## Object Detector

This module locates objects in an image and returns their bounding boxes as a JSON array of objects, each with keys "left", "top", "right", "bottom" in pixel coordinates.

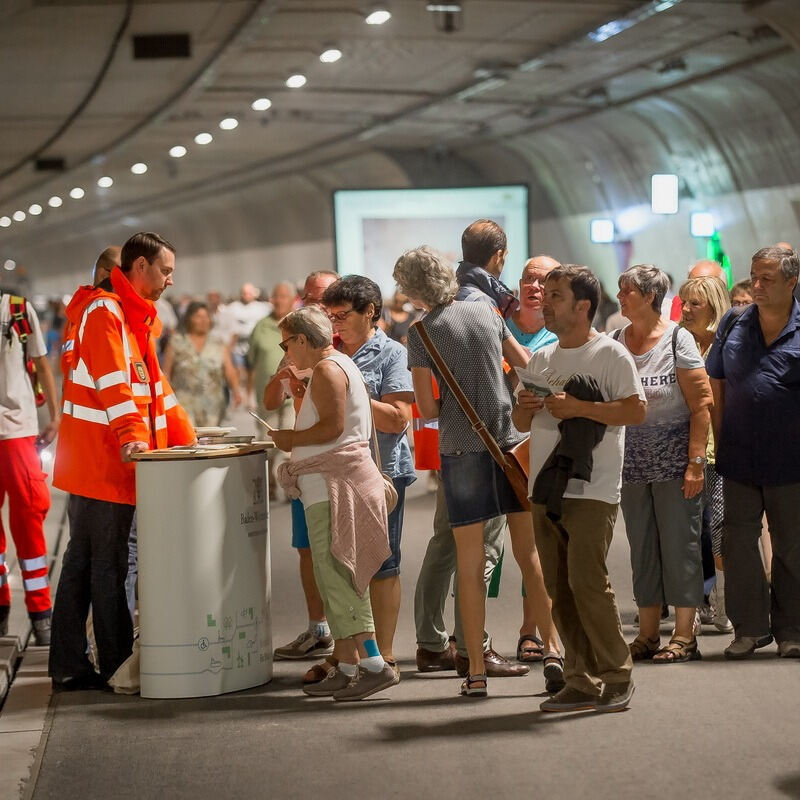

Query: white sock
[
  {"left": 308, "top": 620, "right": 330, "bottom": 639},
  {"left": 339, "top": 662, "right": 357, "bottom": 677},
  {"left": 361, "top": 655, "right": 385, "bottom": 673}
]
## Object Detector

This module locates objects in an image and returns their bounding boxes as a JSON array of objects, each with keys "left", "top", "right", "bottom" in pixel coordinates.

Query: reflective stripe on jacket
[{"left": 54, "top": 269, "right": 194, "bottom": 504}]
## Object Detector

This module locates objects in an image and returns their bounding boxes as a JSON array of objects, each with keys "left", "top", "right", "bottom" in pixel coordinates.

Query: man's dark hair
[
  {"left": 461, "top": 219, "right": 507, "bottom": 267},
  {"left": 751, "top": 246, "right": 799, "bottom": 281},
  {"left": 546, "top": 264, "right": 601, "bottom": 320},
  {"left": 322, "top": 274, "right": 382, "bottom": 324},
  {"left": 120, "top": 232, "right": 175, "bottom": 273}
]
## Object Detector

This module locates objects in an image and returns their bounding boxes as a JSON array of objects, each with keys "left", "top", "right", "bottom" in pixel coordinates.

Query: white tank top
[{"left": 292, "top": 351, "right": 372, "bottom": 507}]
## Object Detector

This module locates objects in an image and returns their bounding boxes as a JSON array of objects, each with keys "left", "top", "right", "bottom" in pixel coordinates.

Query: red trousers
[{"left": 0, "top": 436, "right": 52, "bottom": 614}]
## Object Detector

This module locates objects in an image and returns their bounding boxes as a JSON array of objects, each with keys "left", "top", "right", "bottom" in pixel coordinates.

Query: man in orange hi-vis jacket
[{"left": 49, "top": 232, "right": 196, "bottom": 690}]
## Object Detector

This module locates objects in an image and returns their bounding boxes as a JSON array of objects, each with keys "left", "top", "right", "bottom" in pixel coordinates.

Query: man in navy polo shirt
[{"left": 707, "top": 245, "right": 800, "bottom": 660}]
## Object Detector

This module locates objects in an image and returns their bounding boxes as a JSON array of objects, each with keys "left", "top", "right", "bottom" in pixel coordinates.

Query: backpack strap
[
  {"left": 717, "top": 306, "right": 746, "bottom": 347},
  {"left": 671, "top": 324, "right": 679, "bottom": 364},
  {"left": 6, "top": 295, "right": 45, "bottom": 405},
  {"left": 611, "top": 328, "right": 622, "bottom": 342}
]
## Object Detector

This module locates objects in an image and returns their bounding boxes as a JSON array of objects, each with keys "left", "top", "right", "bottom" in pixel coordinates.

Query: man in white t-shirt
[
  {"left": 512, "top": 265, "right": 646, "bottom": 714},
  {"left": 0, "top": 292, "right": 61, "bottom": 644}
]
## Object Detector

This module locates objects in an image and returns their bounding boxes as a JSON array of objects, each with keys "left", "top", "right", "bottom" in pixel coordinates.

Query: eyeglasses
[
  {"left": 327, "top": 309, "right": 356, "bottom": 323},
  {"left": 520, "top": 274, "right": 547, "bottom": 286},
  {"left": 279, "top": 335, "right": 299, "bottom": 352}
]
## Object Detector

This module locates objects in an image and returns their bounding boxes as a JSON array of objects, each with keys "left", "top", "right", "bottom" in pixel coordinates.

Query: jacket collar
[
  {"left": 110, "top": 267, "right": 157, "bottom": 334},
  {"left": 456, "top": 261, "right": 519, "bottom": 319}
]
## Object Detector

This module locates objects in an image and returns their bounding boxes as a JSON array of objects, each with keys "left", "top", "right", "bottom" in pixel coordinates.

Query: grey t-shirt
[
  {"left": 407, "top": 301, "right": 524, "bottom": 456},
  {"left": 617, "top": 322, "right": 705, "bottom": 483}
]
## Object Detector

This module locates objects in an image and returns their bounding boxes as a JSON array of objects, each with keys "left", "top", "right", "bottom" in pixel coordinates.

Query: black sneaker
[
  {"left": 0, "top": 605, "right": 9, "bottom": 637},
  {"left": 596, "top": 681, "right": 634, "bottom": 713},
  {"left": 52, "top": 673, "right": 107, "bottom": 692},
  {"left": 31, "top": 616, "right": 51, "bottom": 646}
]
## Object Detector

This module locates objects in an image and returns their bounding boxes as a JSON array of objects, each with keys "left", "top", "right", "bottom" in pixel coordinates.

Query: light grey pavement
[{"left": 2, "top": 407, "right": 799, "bottom": 799}]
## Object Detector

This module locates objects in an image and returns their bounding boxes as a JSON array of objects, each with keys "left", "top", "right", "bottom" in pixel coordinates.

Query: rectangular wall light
[
  {"left": 590, "top": 218, "right": 615, "bottom": 243},
  {"left": 690, "top": 211, "right": 715, "bottom": 237},
  {"left": 651, "top": 174, "right": 679, "bottom": 214}
]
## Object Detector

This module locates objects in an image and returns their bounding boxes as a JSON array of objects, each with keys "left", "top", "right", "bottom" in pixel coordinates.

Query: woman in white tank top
[{"left": 268, "top": 306, "right": 399, "bottom": 702}]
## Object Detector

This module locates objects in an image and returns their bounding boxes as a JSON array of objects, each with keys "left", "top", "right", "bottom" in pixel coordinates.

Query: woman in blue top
[{"left": 322, "top": 276, "right": 416, "bottom": 674}]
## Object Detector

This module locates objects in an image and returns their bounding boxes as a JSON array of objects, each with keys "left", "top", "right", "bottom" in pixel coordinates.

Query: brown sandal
[
  {"left": 303, "top": 658, "right": 338, "bottom": 685},
  {"left": 653, "top": 636, "right": 701, "bottom": 664},
  {"left": 628, "top": 636, "right": 660, "bottom": 661}
]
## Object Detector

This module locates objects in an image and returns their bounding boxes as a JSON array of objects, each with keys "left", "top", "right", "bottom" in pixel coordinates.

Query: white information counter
[{"left": 133, "top": 444, "right": 274, "bottom": 699}]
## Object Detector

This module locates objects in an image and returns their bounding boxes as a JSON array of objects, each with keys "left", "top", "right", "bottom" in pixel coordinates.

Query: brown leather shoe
[
  {"left": 455, "top": 645, "right": 530, "bottom": 678},
  {"left": 416, "top": 642, "right": 456, "bottom": 672}
]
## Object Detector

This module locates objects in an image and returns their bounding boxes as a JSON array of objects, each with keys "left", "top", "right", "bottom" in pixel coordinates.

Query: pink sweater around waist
[{"left": 277, "top": 440, "right": 390, "bottom": 596}]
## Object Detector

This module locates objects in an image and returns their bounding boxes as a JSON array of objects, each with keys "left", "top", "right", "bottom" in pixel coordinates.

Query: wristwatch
[{"left": 689, "top": 456, "right": 706, "bottom": 465}]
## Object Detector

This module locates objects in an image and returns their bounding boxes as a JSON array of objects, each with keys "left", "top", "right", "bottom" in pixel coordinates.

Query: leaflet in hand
[{"left": 514, "top": 366, "right": 553, "bottom": 397}]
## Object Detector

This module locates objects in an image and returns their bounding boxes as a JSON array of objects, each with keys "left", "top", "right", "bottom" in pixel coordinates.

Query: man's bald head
[
  {"left": 93, "top": 246, "right": 121, "bottom": 286},
  {"left": 688, "top": 259, "right": 725, "bottom": 280},
  {"left": 524, "top": 255, "right": 560, "bottom": 273}
]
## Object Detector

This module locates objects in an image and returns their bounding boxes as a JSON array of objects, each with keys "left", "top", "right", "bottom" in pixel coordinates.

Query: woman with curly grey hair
[{"left": 394, "top": 246, "right": 559, "bottom": 698}]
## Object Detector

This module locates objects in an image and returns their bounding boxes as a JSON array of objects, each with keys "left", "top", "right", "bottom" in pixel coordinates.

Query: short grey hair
[
  {"left": 393, "top": 246, "right": 458, "bottom": 308},
  {"left": 752, "top": 246, "right": 799, "bottom": 281},
  {"left": 278, "top": 306, "right": 332, "bottom": 348},
  {"left": 618, "top": 264, "right": 670, "bottom": 312}
]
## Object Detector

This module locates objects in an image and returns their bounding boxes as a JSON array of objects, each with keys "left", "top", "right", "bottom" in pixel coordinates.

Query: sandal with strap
[
  {"left": 653, "top": 635, "right": 701, "bottom": 664},
  {"left": 628, "top": 636, "right": 661, "bottom": 661},
  {"left": 460, "top": 673, "right": 488, "bottom": 697},
  {"left": 542, "top": 652, "right": 565, "bottom": 693},
  {"left": 303, "top": 658, "right": 338, "bottom": 685},
  {"left": 516, "top": 634, "right": 545, "bottom": 663}
]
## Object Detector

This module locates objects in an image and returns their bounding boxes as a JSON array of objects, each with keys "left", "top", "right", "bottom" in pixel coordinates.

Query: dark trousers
[
  {"left": 49, "top": 495, "right": 135, "bottom": 682},
  {"left": 722, "top": 479, "right": 800, "bottom": 642}
]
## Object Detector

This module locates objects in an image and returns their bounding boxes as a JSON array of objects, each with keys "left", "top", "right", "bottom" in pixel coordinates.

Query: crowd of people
[{"left": 1, "top": 221, "right": 798, "bottom": 713}]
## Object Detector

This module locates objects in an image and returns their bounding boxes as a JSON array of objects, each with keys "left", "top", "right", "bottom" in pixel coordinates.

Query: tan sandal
[
  {"left": 303, "top": 657, "right": 338, "bottom": 685},
  {"left": 628, "top": 636, "right": 660, "bottom": 661},
  {"left": 653, "top": 636, "right": 701, "bottom": 664}
]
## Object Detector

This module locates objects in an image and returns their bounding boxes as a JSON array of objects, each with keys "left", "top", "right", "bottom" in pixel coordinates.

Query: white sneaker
[{"left": 713, "top": 613, "right": 733, "bottom": 633}]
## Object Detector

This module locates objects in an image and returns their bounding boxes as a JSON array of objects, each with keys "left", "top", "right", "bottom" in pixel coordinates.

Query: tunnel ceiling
[{"left": 1, "top": 0, "right": 799, "bottom": 260}]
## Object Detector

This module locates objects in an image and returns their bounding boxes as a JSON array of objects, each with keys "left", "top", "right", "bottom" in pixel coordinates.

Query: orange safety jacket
[
  {"left": 412, "top": 376, "right": 441, "bottom": 471},
  {"left": 53, "top": 267, "right": 194, "bottom": 505}
]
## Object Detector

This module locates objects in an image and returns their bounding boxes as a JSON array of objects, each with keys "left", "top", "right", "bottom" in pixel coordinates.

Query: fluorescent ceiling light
[
  {"left": 194, "top": 132, "right": 213, "bottom": 145},
  {"left": 426, "top": 3, "right": 462, "bottom": 10},
  {"left": 365, "top": 8, "right": 391, "bottom": 25},
  {"left": 3, "top": 259, "right": 16, "bottom": 271},
  {"left": 651, "top": 173, "right": 679, "bottom": 214},
  {"left": 455, "top": 76, "right": 508, "bottom": 102},
  {"left": 285, "top": 73, "right": 307, "bottom": 89},
  {"left": 690, "top": 211, "right": 715, "bottom": 237},
  {"left": 131, "top": 162, "right": 148, "bottom": 174},
  {"left": 12, "top": 210, "right": 26, "bottom": 222},
  {"left": 69, "top": 187, "right": 85, "bottom": 199},
  {"left": 219, "top": 117, "right": 239, "bottom": 130},
  {"left": 48, "top": 196, "right": 63, "bottom": 208},
  {"left": 320, "top": 48, "right": 342, "bottom": 63},
  {"left": 588, "top": 0, "right": 682, "bottom": 43},
  {"left": 169, "top": 145, "right": 187, "bottom": 158},
  {"left": 590, "top": 218, "right": 615, "bottom": 243},
  {"left": 519, "top": 56, "right": 547, "bottom": 73},
  {"left": 251, "top": 98, "right": 272, "bottom": 111},
  {"left": 0, "top": 216, "right": 11, "bottom": 227},
  {"left": 97, "top": 176, "right": 114, "bottom": 188},
  {"left": 28, "top": 203, "right": 43, "bottom": 215}
]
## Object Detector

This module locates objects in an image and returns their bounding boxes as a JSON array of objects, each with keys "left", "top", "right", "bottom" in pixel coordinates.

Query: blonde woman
[{"left": 679, "top": 276, "right": 731, "bottom": 632}]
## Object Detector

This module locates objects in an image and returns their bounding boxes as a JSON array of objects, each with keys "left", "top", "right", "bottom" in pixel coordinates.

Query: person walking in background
[
  {"left": 614, "top": 265, "right": 712, "bottom": 664},
  {"left": 162, "top": 301, "right": 241, "bottom": 427},
  {"left": 678, "top": 275, "right": 733, "bottom": 633}
]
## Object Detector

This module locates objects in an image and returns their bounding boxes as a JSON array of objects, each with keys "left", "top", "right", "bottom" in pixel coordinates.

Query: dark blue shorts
[
  {"left": 374, "top": 479, "right": 407, "bottom": 580},
  {"left": 440, "top": 449, "right": 524, "bottom": 528},
  {"left": 291, "top": 497, "right": 310, "bottom": 549}
]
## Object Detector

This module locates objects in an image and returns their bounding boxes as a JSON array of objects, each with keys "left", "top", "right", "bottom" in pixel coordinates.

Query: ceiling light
[
  {"left": 69, "top": 187, "right": 85, "bottom": 199},
  {"left": 28, "top": 203, "right": 43, "bottom": 215},
  {"left": 365, "top": 6, "right": 391, "bottom": 25},
  {"left": 590, "top": 219, "right": 615, "bottom": 244},
  {"left": 651, "top": 173, "right": 679, "bottom": 214},
  {"left": 169, "top": 145, "right": 187, "bottom": 158},
  {"left": 219, "top": 117, "right": 239, "bottom": 131},
  {"left": 320, "top": 48, "right": 342, "bottom": 63},
  {"left": 48, "top": 196, "right": 63, "bottom": 208},
  {"left": 251, "top": 98, "right": 272, "bottom": 111},
  {"left": 97, "top": 176, "right": 113, "bottom": 188},
  {"left": 285, "top": 73, "right": 307, "bottom": 89},
  {"left": 690, "top": 211, "right": 715, "bottom": 238},
  {"left": 455, "top": 76, "right": 508, "bottom": 102},
  {"left": 3, "top": 259, "right": 16, "bottom": 271},
  {"left": 131, "top": 162, "right": 148, "bottom": 174},
  {"left": 0, "top": 216, "right": 10, "bottom": 228},
  {"left": 587, "top": 0, "right": 683, "bottom": 43},
  {"left": 426, "top": 3, "right": 462, "bottom": 10},
  {"left": 194, "top": 132, "right": 213, "bottom": 145},
  {"left": 12, "top": 211, "right": 26, "bottom": 222}
]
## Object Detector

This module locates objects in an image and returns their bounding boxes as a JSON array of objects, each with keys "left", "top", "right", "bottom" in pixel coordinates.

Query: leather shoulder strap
[{"left": 412, "top": 319, "right": 506, "bottom": 466}]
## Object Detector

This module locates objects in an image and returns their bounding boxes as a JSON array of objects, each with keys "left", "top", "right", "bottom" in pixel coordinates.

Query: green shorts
[{"left": 304, "top": 501, "right": 374, "bottom": 640}]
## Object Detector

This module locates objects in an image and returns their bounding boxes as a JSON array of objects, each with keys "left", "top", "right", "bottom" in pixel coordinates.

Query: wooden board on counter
[{"left": 131, "top": 442, "right": 274, "bottom": 461}]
